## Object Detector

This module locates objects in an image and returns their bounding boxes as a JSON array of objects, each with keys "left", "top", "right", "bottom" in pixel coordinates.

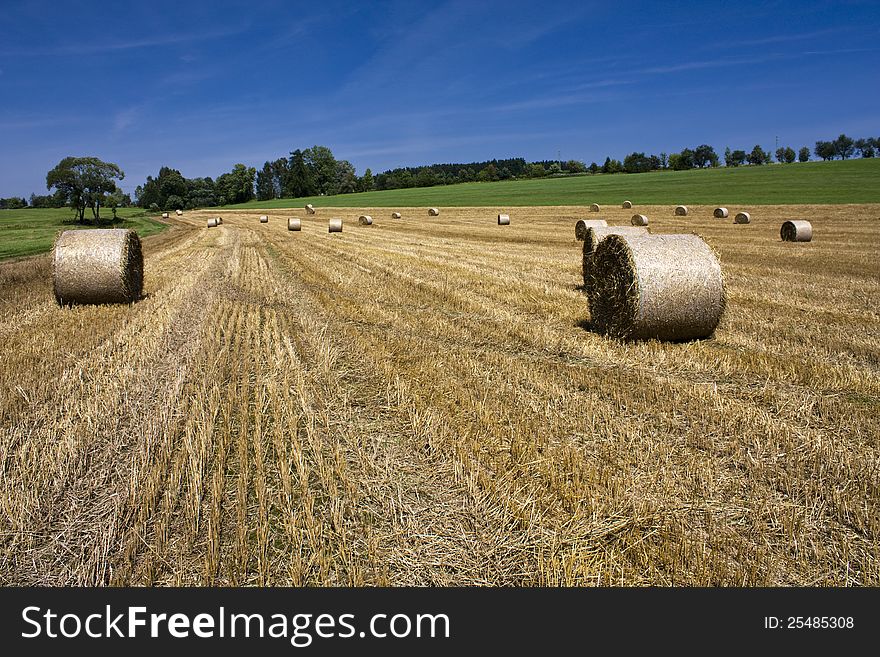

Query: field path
[{"left": 1, "top": 205, "right": 878, "bottom": 585}]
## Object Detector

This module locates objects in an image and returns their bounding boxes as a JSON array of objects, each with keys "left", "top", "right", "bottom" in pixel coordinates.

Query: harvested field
[{"left": 0, "top": 204, "right": 878, "bottom": 586}]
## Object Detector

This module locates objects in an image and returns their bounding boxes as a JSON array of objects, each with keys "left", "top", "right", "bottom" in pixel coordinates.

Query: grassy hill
[
  {"left": 0, "top": 208, "right": 167, "bottom": 261},
  {"left": 226, "top": 158, "right": 880, "bottom": 209}
]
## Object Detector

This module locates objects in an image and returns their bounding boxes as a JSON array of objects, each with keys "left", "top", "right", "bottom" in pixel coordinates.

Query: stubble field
[{"left": 0, "top": 203, "right": 878, "bottom": 586}]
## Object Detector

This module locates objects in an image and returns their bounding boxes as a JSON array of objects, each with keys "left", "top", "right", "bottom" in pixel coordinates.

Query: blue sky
[{"left": 0, "top": 0, "right": 878, "bottom": 197}]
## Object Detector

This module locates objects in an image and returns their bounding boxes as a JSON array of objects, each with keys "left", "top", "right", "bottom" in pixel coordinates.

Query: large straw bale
[
  {"left": 358, "top": 215, "right": 374, "bottom": 225},
  {"left": 780, "top": 220, "right": 812, "bottom": 242},
  {"left": 622, "top": 200, "right": 633, "bottom": 209},
  {"left": 589, "top": 233, "right": 725, "bottom": 341},
  {"left": 162, "top": 212, "right": 169, "bottom": 219},
  {"left": 328, "top": 218, "right": 343, "bottom": 233},
  {"left": 631, "top": 214, "right": 649, "bottom": 226},
  {"left": 207, "top": 218, "right": 218, "bottom": 228},
  {"left": 392, "top": 212, "right": 402, "bottom": 219},
  {"left": 175, "top": 209, "right": 183, "bottom": 216},
  {"left": 674, "top": 205, "right": 688, "bottom": 216},
  {"left": 53, "top": 228, "right": 144, "bottom": 306},
  {"left": 574, "top": 219, "right": 609, "bottom": 240},
  {"left": 734, "top": 212, "right": 751, "bottom": 224},
  {"left": 306, "top": 204, "right": 316, "bottom": 214},
  {"left": 497, "top": 213, "right": 510, "bottom": 225},
  {"left": 288, "top": 218, "right": 302, "bottom": 231},
  {"left": 713, "top": 207, "right": 729, "bottom": 218},
  {"left": 259, "top": 215, "right": 269, "bottom": 223},
  {"left": 581, "top": 226, "right": 649, "bottom": 288},
  {"left": 428, "top": 207, "right": 440, "bottom": 216},
  {"left": 217, "top": 216, "right": 223, "bottom": 224},
  {"left": 590, "top": 204, "right": 600, "bottom": 212}
]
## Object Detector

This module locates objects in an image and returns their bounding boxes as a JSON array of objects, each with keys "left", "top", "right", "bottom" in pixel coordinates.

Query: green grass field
[
  {"left": 0, "top": 208, "right": 168, "bottom": 261},
  {"left": 226, "top": 158, "right": 880, "bottom": 209}
]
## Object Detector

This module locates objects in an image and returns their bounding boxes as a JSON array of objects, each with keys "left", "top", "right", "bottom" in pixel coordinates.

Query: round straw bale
[
  {"left": 674, "top": 205, "right": 688, "bottom": 216},
  {"left": 53, "top": 229, "right": 144, "bottom": 306},
  {"left": 162, "top": 212, "right": 169, "bottom": 219},
  {"left": 358, "top": 215, "right": 373, "bottom": 225},
  {"left": 391, "top": 212, "right": 402, "bottom": 219},
  {"left": 713, "top": 207, "right": 729, "bottom": 218},
  {"left": 175, "top": 209, "right": 183, "bottom": 216},
  {"left": 734, "top": 211, "right": 751, "bottom": 224},
  {"left": 306, "top": 204, "right": 316, "bottom": 215},
  {"left": 259, "top": 215, "right": 269, "bottom": 223},
  {"left": 497, "top": 213, "right": 510, "bottom": 225},
  {"left": 631, "top": 214, "right": 649, "bottom": 226},
  {"left": 207, "top": 218, "right": 218, "bottom": 228},
  {"left": 328, "top": 218, "right": 343, "bottom": 233},
  {"left": 428, "top": 207, "right": 440, "bottom": 216},
  {"left": 589, "top": 233, "right": 725, "bottom": 341},
  {"left": 780, "top": 219, "right": 812, "bottom": 242},
  {"left": 288, "top": 218, "right": 302, "bottom": 231},
  {"left": 574, "top": 219, "right": 609, "bottom": 240},
  {"left": 217, "top": 216, "right": 223, "bottom": 224},
  {"left": 581, "top": 226, "right": 649, "bottom": 288},
  {"left": 590, "top": 203, "right": 600, "bottom": 212},
  {"left": 622, "top": 200, "right": 633, "bottom": 209}
]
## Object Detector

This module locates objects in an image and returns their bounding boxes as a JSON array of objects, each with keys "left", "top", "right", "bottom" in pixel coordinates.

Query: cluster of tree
[
  {"left": 814, "top": 134, "right": 877, "bottom": 161},
  {"left": 44, "top": 156, "right": 127, "bottom": 222},
  {"left": 0, "top": 197, "right": 29, "bottom": 209},
  {"left": 135, "top": 163, "right": 256, "bottom": 210},
  {"left": 254, "top": 146, "right": 363, "bottom": 201}
]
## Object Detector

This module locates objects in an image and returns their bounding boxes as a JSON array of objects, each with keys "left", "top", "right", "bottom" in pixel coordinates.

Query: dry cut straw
[
  {"left": 288, "top": 218, "right": 302, "bottom": 231},
  {"left": 589, "top": 233, "right": 725, "bottom": 341},
  {"left": 622, "top": 201, "right": 633, "bottom": 209},
  {"left": 714, "top": 207, "right": 729, "bottom": 218},
  {"left": 328, "top": 218, "right": 343, "bottom": 233},
  {"left": 497, "top": 213, "right": 510, "bottom": 225},
  {"left": 631, "top": 214, "right": 649, "bottom": 226},
  {"left": 734, "top": 212, "right": 751, "bottom": 224},
  {"left": 581, "top": 226, "right": 649, "bottom": 288},
  {"left": 780, "top": 220, "right": 812, "bottom": 242},
  {"left": 53, "top": 228, "right": 144, "bottom": 306},
  {"left": 574, "top": 219, "right": 609, "bottom": 240}
]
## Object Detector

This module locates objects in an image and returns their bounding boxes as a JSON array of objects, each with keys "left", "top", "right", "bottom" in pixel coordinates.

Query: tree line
[{"left": 4, "top": 132, "right": 877, "bottom": 214}]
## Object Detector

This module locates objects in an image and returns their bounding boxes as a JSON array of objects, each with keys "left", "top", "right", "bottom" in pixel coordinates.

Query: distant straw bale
[
  {"left": 590, "top": 204, "right": 600, "bottom": 212},
  {"left": 162, "top": 212, "right": 169, "bottom": 219},
  {"left": 392, "top": 212, "right": 402, "bottom": 218},
  {"left": 497, "top": 213, "right": 510, "bottom": 225},
  {"left": 328, "top": 218, "right": 343, "bottom": 233},
  {"left": 713, "top": 207, "right": 729, "bottom": 218},
  {"left": 674, "top": 205, "right": 688, "bottom": 216},
  {"left": 53, "top": 229, "right": 144, "bottom": 306},
  {"left": 581, "top": 226, "right": 649, "bottom": 288},
  {"left": 574, "top": 219, "right": 609, "bottom": 240},
  {"left": 781, "top": 220, "right": 812, "bottom": 242},
  {"left": 207, "top": 218, "right": 218, "bottom": 228},
  {"left": 734, "top": 212, "right": 751, "bottom": 224},
  {"left": 589, "top": 233, "right": 725, "bottom": 341},
  {"left": 631, "top": 214, "right": 649, "bottom": 226},
  {"left": 175, "top": 209, "right": 183, "bottom": 216},
  {"left": 306, "top": 204, "right": 316, "bottom": 215},
  {"left": 622, "top": 201, "right": 633, "bottom": 209},
  {"left": 358, "top": 215, "right": 373, "bottom": 225},
  {"left": 259, "top": 215, "right": 269, "bottom": 223},
  {"left": 287, "top": 218, "right": 302, "bottom": 231},
  {"left": 428, "top": 208, "right": 440, "bottom": 216}
]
